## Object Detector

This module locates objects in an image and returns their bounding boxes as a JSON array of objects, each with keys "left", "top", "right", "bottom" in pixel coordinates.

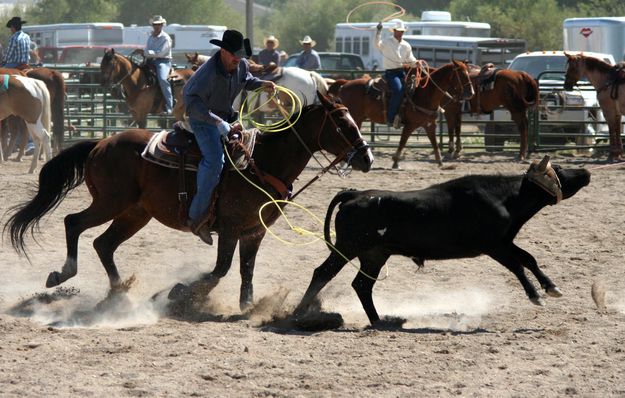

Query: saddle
[
  {"left": 474, "top": 63, "right": 499, "bottom": 92},
  {"left": 142, "top": 122, "right": 261, "bottom": 230},
  {"left": 250, "top": 63, "right": 284, "bottom": 81}
]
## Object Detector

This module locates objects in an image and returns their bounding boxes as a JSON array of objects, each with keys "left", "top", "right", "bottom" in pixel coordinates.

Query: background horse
[
  {"left": 0, "top": 75, "right": 52, "bottom": 173},
  {"left": 0, "top": 67, "right": 65, "bottom": 156},
  {"left": 99, "top": 49, "right": 194, "bottom": 128},
  {"left": 331, "top": 60, "right": 474, "bottom": 168},
  {"left": 6, "top": 93, "right": 373, "bottom": 312},
  {"left": 564, "top": 53, "right": 625, "bottom": 161},
  {"left": 443, "top": 65, "right": 538, "bottom": 160}
]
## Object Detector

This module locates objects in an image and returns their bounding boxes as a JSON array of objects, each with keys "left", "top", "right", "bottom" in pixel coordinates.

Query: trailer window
[
  {"left": 335, "top": 37, "right": 342, "bottom": 53},
  {"left": 344, "top": 37, "right": 352, "bottom": 54},
  {"left": 362, "top": 37, "right": 369, "bottom": 56},
  {"left": 353, "top": 37, "right": 361, "bottom": 55}
]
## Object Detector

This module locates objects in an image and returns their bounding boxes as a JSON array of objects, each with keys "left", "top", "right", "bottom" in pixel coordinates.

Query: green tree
[
  {"left": 25, "top": 0, "right": 118, "bottom": 23},
  {"left": 115, "top": 0, "right": 240, "bottom": 27},
  {"left": 450, "top": 0, "right": 567, "bottom": 50}
]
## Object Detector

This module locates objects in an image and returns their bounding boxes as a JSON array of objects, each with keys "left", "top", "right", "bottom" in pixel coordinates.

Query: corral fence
[{"left": 57, "top": 66, "right": 622, "bottom": 155}]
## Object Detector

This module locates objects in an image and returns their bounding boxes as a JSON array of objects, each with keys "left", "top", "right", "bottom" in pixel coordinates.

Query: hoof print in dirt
[{"left": 292, "top": 311, "right": 344, "bottom": 332}]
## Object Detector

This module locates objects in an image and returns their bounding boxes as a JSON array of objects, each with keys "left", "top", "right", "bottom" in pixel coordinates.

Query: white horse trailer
[
  {"left": 563, "top": 17, "right": 625, "bottom": 62},
  {"left": 23, "top": 23, "right": 124, "bottom": 48},
  {"left": 335, "top": 19, "right": 491, "bottom": 69}
]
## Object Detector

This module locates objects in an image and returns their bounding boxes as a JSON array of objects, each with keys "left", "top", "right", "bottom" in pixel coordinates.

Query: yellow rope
[{"left": 238, "top": 85, "right": 303, "bottom": 133}]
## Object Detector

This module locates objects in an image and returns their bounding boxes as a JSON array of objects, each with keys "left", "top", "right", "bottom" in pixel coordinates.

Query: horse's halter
[{"left": 563, "top": 59, "right": 581, "bottom": 91}]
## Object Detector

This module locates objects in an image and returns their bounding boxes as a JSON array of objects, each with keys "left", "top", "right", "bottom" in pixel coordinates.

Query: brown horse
[
  {"left": 443, "top": 65, "right": 539, "bottom": 160},
  {"left": 99, "top": 49, "right": 194, "bottom": 128},
  {"left": 0, "top": 67, "right": 65, "bottom": 155},
  {"left": 0, "top": 74, "right": 52, "bottom": 173},
  {"left": 564, "top": 53, "right": 625, "bottom": 161},
  {"left": 5, "top": 93, "right": 373, "bottom": 311},
  {"left": 331, "top": 60, "right": 474, "bottom": 168}
]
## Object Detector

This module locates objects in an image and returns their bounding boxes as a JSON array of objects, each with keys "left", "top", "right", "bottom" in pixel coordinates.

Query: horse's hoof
[
  {"left": 530, "top": 297, "right": 545, "bottom": 306},
  {"left": 168, "top": 283, "right": 190, "bottom": 301},
  {"left": 546, "top": 286, "right": 562, "bottom": 297},
  {"left": 45, "top": 271, "right": 61, "bottom": 288}
]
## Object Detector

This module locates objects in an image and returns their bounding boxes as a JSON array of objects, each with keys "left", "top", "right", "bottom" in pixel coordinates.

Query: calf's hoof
[
  {"left": 46, "top": 271, "right": 62, "bottom": 288},
  {"left": 168, "top": 283, "right": 190, "bottom": 301},
  {"left": 546, "top": 286, "right": 562, "bottom": 297},
  {"left": 530, "top": 297, "right": 546, "bottom": 306}
]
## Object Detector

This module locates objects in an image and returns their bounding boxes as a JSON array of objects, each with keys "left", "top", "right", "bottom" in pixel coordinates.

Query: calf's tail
[{"left": 324, "top": 189, "right": 359, "bottom": 251}]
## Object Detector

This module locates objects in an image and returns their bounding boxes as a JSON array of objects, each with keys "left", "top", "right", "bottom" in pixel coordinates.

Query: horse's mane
[{"left": 581, "top": 55, "right": 613, "bottom": 73}]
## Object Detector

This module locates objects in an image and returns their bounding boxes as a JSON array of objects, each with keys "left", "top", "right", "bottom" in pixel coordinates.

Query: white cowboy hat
[
  {"left": 263, "top": 35, "right": 280, "bottom": 48},
  {"left": 391, "top": 20, "right": 406, "bottom": 32},
  {"left": 149, "top": 15, "right": 166, "bottom": 25},
  {"left": 299, "top": 35, "right": 316, "bottom": 47}
]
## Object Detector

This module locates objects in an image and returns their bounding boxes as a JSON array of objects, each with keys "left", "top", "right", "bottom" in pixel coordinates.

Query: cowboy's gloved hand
[
  {"left": 376, "top": 22, "right": 383, "bottom": 32},
  {"left": 227, "top": 122, "right": 243, "bottom": 142}
]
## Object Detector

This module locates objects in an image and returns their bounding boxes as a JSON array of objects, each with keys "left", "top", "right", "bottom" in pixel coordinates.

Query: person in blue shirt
[
  {"left": 2, "top": 17, "right": 31, "bottom": 68},
  {"left": 295, "top": 35, "right": 321, "bottom": 70},
  {"left": 183, "top": 29, "right": 276, "bottom": 244},
  {"left": 258, "top": 35, "right": 280, "bottom": 66}
]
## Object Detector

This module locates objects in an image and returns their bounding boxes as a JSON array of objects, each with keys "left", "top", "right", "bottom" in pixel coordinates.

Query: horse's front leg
[
  {"left": 424, "top": 120, "right": 443, "bottom": 166},
  {"left": 391, "top": 124, "right": 414, "bottom": 169},
  {"left": 511, "top": 111, "right": 528, "bottom": 161},
  {"left": 169, "top": 231, "right": 239, "bottom": 305},
  {"left": 238, "top": 230, "right": 267, "bottom": 311},
  {"left": 26, "top": 125, "right": 40, "bottom": 174}
]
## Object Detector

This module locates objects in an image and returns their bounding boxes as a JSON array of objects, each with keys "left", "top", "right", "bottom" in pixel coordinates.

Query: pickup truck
[{"left": 484, "top": 50, "right": 615, "bottom": 150}]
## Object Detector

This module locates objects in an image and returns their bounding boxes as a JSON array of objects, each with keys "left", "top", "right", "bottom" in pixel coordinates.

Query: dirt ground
[{"left": 1, "top": 148, "right": 624, "bottom": 397}]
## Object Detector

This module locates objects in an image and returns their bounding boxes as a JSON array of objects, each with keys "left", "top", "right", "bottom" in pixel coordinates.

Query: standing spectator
[
  {"left": 258, "top": 35, "right": 280, "bottom": 66},
  {"left": 279, "top": 50, "right": 288, "bottom": 66},
  {"left": 295, "top": 35, "right": 320, "bottom": 71},
  {"left": 2, "top": 16, "right": 31, "bottom": 68},
  {"left": 375, "top": 20, "right": 416, "bottom": 129}
]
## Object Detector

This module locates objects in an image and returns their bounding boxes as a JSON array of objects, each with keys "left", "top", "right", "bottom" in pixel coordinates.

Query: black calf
[{"left": 295, "top": 156, "right": 591, "bottom": 325}]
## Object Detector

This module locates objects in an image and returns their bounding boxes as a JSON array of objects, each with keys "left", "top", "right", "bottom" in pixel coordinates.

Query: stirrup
[
  {"left": 392, "top": 115, "right": 402, "bottom": 129},
  {"left": 187, "top": 219, "right": 213, "bottom": 245}
]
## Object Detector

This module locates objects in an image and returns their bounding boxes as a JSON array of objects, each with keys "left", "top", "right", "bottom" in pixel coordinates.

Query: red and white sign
[{"left": 580, "top": 27, "right": 593, "bottom": 38}]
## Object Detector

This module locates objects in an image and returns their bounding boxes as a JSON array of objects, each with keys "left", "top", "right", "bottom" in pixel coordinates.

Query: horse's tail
[
  {"left": 512, "top": 71, "right": 539, "bottom": 111},
  {"left": 324, "top": 189, "right": 359, "bottom": 251},
  {"left": 50, "top": 70, "right": 66, "bottom": 152},
  {"left": 4, "top": 140, "right": 98, "bottom": 256},
  {"left": 35, "top": 80, "right": 52, "bottom": 135}
]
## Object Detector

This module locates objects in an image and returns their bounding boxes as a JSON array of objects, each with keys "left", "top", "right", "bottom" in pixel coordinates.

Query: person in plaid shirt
[{"left": 2, "top": 17, "right": 31, "bottom": 68}]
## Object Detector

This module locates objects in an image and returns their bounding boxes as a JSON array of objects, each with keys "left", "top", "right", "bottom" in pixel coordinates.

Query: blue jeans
[
  {"left": 385, "top": 69, "right": 405, "bottom": 125},
  {"left": 188, "top": 119, "right": 224, "bottom": 223},
  {"left": 152, "top": 59, "right": 173, "bottom": 113},
  {"left": 3, "top": 62, "right": 21, "bottom": 68}
]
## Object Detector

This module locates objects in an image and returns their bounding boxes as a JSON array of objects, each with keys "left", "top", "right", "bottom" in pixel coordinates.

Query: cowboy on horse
[
  {"left": 183, "top": 29, "right": 276, "bottom": 245},
  {"left": 2, "top": 16, "right": 31, "bottom": 69},
  {"left": 375, "top": 20, "right": 417, "bottom": 129}
]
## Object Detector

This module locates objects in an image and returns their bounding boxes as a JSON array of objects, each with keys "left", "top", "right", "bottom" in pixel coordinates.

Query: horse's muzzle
[{"left": 349, "top": 141, "right": 373, "bottom": 172}]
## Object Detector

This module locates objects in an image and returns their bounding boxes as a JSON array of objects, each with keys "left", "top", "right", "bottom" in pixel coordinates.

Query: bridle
[
  {"left": 289, "top": 104, "right": 370, "bottom": 200},
  {"left": 102, "top": 53, "right": 135, "bottom": 89},
  {"left": 407, "top": 63, "right": 473, "bottom": 114}
]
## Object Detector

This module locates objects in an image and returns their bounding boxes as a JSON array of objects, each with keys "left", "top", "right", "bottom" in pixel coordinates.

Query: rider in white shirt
[{"left": 375, "top": 20, "right": 417, "bottom": 128}]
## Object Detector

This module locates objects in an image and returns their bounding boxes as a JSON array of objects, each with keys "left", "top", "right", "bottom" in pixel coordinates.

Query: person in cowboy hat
[
  {"left": 183, "top": 29, "right": 276, "bottom": 244},
  {"left": 295, "top": 35, "right": 320, "bottom": 71},
  {"left": 375, "top": 20, "right": 417, "bottom": 129},
  {"left": 133, "top": 15, "right": 174, "bottom": 115},
  {"left": 2, "top": 16, "right": 32, "bottom": 68},
  {"left": 258, "top": 34, "right": 280, "bottom": 66}
]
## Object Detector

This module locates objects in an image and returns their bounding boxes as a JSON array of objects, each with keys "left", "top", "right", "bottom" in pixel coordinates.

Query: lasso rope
[
  {"left": 238, "top": 85, "right": 302, "bottom": 133},
  {"left": 345, "top": 1, "right": 406, "bottom": 30},
  {"left": 227, "top": 92, "right": 389, "bottom": 281}
]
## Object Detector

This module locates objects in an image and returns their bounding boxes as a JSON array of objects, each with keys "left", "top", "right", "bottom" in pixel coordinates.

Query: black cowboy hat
[
  {"left": 210, "top": 29, "right": 252, "bottom": 58},
  {"left": 6, "top": 17, "right": 26, "bottom": 28}
]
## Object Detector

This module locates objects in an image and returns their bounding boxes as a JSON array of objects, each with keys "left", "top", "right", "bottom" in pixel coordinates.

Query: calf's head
[{"left": 527, "top": 156, "right": 590, "bottom": 204}]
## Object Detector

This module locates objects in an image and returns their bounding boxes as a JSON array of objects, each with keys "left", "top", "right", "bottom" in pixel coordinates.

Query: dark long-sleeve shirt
[{"left": 184, "top": 54, "right": 263, "bottom": 131}]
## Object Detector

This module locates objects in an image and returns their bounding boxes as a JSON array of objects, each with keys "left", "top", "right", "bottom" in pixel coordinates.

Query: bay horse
[
  {"left": 564, "top": 53, "right": 625, "bottom": 161},
  {"left": 5, "top": 93, "right": 373, "bottom": 311},
  {"left": 331, "top": 60, "right": 474, "bottom": 168},
  {"left": 0, "top": 67, "right": 65, "bottom": 156},
  {"left": 99, "top": 49, "right": 194, "bottom": 128},
  {"left": 0, "top": 74, "right": 52, "bottom": 173},
  {"left": 443, "top": 65, "right": 538, "bottom": 160}
]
